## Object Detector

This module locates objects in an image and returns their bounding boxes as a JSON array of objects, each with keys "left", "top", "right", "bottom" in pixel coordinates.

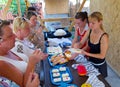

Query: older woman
[{"left": 0, "top": 20, "right": 47, "bottom": 87}]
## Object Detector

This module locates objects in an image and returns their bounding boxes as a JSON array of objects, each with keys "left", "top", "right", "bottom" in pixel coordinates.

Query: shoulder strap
[
  {"left": 88, "top": 29, "right": 92, "bottom": 39},
  {"left": 99, "top": 33, "right": 107, "bottom": 42}
]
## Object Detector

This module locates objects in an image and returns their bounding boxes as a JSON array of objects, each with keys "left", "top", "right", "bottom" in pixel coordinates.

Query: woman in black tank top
[
  {"left": 88, "top": 30, "right": 107, "bottom": 64},
  {"left": 76, "top": 12, "right": 109, "bottom": 78}
]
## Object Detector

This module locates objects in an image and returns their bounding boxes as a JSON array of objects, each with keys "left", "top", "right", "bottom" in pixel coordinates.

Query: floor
[{"left": 105, "top": 65, "right": 120, "bottom": 87}]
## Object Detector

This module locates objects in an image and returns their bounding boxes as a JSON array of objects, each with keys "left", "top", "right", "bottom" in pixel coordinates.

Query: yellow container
[{"left": 81, "top": 83, "right": 92, "bottom": 87}]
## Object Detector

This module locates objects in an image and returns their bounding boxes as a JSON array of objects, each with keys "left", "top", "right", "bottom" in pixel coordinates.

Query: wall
[
  {"left": 90, "top": 0, "right": 120, "bottom": 76},
  {"left": 45, "top": 0, "right": 69, "bottom": 14}
]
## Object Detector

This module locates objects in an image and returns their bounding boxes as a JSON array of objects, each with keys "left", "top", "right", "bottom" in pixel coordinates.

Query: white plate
[{"left": 68, "top": 48, "right": 82, "bottom": 53}]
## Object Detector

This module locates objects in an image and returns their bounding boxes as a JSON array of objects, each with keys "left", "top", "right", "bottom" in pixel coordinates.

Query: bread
[
  {"left": 54, "top": 29, "right": 66, "bottom": 36},
  {"left": 53, "top": 72, "right": 60, "bottom": 77},
  {"left": 64, "top": 50, "right": 72, "bottom": 60},
  {"left": 51, "top": 54, "right": 68, "bottom": 65},
  {"left": 52, "top": 69, "right": 59, "bottom": 73},
  {"left": 53, "top": 78, "right": 61, "bottom": 82},
  {"left": 59, "top": 67, "right": 66, "bottom": 71}
]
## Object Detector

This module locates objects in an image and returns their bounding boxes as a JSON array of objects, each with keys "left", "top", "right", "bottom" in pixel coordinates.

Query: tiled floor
[{"left": 105, "top": 65, "right": 120, "bottom": 87}]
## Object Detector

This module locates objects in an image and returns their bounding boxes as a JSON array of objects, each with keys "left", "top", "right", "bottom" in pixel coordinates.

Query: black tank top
[{"left": 88, "top": 30, "right": 107, "bottom": 64}]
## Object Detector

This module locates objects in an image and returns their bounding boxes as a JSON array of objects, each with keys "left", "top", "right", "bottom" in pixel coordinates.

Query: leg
[{"left": 94, "top": 62, "right": 108, "bottom": 78}]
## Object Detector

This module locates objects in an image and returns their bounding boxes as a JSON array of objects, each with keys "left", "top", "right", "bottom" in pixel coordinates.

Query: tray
[
  {"left": 58, "top": 83, "right": 78, "bottom": 87},
  {"left": 50, "top": 66, "right": 73, "bottom": 85}
]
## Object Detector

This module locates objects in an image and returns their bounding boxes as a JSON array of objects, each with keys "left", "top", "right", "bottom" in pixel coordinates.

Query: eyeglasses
[
  {"left": 21, "top": 17, "right": 31, "bottom": 24},
  {"left": 0, "top": 37, "right": 3, "bottom": 42}
]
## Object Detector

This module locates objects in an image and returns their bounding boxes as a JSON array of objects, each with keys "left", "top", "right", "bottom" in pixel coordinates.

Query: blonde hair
[
  {"left": 89, "top": 12, "right": 104, "bottom": 30},
  {"left": 13, "top": 17, "right": 29, "bottom": 33}
]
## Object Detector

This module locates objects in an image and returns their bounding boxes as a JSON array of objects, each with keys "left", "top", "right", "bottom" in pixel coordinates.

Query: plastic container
[
  {"left": 81, "top": 83, "right": 92, "bottom": 87},
  {"left": 77, "top": 64, "right": 87, "bottom": 76}
]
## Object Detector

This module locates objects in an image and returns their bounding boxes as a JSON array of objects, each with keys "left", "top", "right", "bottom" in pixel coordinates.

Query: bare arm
[
  {"left": 83, "top": 34, "right": 109, "bottom": 59},
  {"left": 73, "top": 29, "right": 91, "bottom": 49},
  {"left": 0, "top": 61, "right": 23, "bottom": 87},
  {"left": 26, "top": 72, "right": 40, "bottom": 87},
  {"left": 72, "top": 27, "right": 79, "bottom": 47},
  {"left": 23, "top": 50, "right": 48, "bottom": 87}
]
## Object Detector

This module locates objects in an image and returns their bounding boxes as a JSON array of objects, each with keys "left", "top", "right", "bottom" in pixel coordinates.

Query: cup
[{"left": 81, "top": 83, "right": 92, "bottom": 87}]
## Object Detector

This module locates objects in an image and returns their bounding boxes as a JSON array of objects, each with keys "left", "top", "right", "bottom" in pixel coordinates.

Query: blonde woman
[
  {"left": 74, "top": 12, "right": 109, "bottom": 78},
  {"left": 11, "top": 17, "right": 34, "bottom": 62}
]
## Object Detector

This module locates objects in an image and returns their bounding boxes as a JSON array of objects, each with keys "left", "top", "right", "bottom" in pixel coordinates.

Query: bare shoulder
[
  {"left": 101, "top": 32, "right": 109, "bottom": 43},
  {"left": 103, "top": 32, "right": 109, "bottom": 38}
]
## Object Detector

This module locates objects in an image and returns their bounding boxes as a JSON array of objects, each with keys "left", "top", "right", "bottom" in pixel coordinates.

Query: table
[
  {"left": 42, "top": 56, "right": 111, "bottom": 87},
  {"left": 40, "top": 34, "right": 111, "bottom": 87}
]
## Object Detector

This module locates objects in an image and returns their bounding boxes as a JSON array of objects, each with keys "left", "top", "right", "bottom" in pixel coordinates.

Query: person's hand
[
  {"left": 40, "top": 52, "right": 48, "bottom": 60},
  {"left": 79, "top": 49, "right": 86, "bottom": 55},
  {"left": 26, "top": 72, "right": 40, "bottom": 87},
  {"left": 29, "top": 50, "right": 48, "bottom": 64},
  {"left": 73, "top": 42, "right": 80, "bottom": 49}
]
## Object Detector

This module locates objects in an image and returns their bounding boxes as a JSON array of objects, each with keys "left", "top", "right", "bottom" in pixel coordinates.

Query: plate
[
  {"left": 50, "top": 66, "right": 73, "bottom": 85},
  {"left": 68, "top": 48, "right": 82, "bottom": 53}
]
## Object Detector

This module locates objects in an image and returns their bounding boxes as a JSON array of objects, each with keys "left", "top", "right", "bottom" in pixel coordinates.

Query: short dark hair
[
  {"left": 75, "top": 11, "right": 88, "bottom": 23},
  {"left": 28, "top": 6, "right": 36, "bottom": 12},
  {"left": 0, "top": 20, "right": 10, "bottom": 36},
  {"left": 26, "top": 11, "right": 37, "bottom": 20}
]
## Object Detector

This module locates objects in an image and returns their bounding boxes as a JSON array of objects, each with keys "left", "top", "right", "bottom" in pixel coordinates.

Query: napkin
[
  {"left": 73, "top": 54, "right": 100, "bottom": 76},
  {"left": 86, "top": 74, "right": 105, "bottom": 87},
  {"left": 83, "top": 62, "right": 100, "bottom": 76},
  {"left": 74, "top": 54, "right": 87, "bottom": 63}
]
